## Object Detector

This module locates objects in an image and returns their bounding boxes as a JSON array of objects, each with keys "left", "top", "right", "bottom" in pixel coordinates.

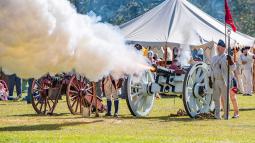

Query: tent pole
[
  {"left": 164, "top": 43, "right": 168, "bottom": 67},
  {"left": 233, "top": 41, "right": 237, "bottom": 62}
]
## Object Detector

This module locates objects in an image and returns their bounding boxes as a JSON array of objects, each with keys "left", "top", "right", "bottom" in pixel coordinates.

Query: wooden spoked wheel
[
  {"left": 66, "top": 75, "right": 94, "bottom": 115},
  {"left": 125, "top": 71, "right": 155, "bottom": 117},
  {"left": 31, "top": 76, "right": 59, "bottom": 115},
  {"left": 183, "top": 62, "right": 214, "bottom": 118}
]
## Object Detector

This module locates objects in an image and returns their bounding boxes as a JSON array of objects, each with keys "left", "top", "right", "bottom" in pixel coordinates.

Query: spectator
[
  {"left": 25, "top": 78, "right": 33, "bottom": 104},
  {"left": 230, "top": 74, "right": 239, "bottom": 118},
  {"left": 173, "top": 47, "right": 179, "bottom": 60},
  {"left": 134, "top": 44, "right": 143, "bottom": 51},
  {"left": 8, "top": 74, "right": 22, "bottom": 100},
  {"left": 0, "top": 82, "right": 8, "bottom": 101},
  {"left": 153, "top": 53, "right": 161, "bottom": 63},
  {"left": 134, "top": 44, "right": 145, "bottom": 56},
  {"left": 221, "top": 73, "right": 239, "bottom": 118},
  {"left": 239, "top": 46, "right": 255, "bottom": 96},
  {"left": 236, "top": 49, "right": 244, "bottom": 94},
  {"left": 147, "top": 51, "right": 154, "bottom": 64}
]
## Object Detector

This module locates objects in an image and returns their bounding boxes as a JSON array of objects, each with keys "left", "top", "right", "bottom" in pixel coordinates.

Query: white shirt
[
  {"left": 239, "top": 52, "right": 254, "bottom": 70},
  {"left": 210, "top": 53, "right": 236, "bottom": 86}
]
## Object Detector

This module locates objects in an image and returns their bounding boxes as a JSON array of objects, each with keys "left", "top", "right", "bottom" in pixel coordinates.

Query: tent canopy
[{"left": 120, "top": 0, "right": 255, "bottom": 47}]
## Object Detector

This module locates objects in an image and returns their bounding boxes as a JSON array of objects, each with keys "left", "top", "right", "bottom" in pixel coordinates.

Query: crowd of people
[{"left": 202, "top": 40, "right": 255, "bottom": 119}]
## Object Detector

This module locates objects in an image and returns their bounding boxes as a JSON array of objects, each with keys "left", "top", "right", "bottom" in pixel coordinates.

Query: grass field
[{"left": 0, "top": 95, "right": 255, "bottom": 143}]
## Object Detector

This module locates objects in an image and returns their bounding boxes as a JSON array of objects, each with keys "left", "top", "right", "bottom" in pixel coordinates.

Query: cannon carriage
[
  {"left": 31, "top": 73, "right": 105, "bottom": 116},
  {"left": 124, "top": 44, "right": 215, "bottom": 118}
]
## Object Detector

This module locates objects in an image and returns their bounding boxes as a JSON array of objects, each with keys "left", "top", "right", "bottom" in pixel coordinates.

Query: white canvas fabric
[{"left": 120, "top": 0, "right": 255, "bottom": 47}]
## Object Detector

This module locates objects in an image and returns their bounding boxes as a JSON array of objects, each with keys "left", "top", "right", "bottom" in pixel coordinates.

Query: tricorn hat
[{"left": 217, "top": 39, "right": 226, "bottom": 48}]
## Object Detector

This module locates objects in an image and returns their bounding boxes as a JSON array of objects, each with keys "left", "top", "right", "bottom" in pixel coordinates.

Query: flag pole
[
  {"left": 225, "top": 0, "right": 230, "bottom": 120},
  {"left": 253, "top": 41, "right": 255, "bottom": 92},
  {"left": 226, "top": 29, "right": 231, "bottom": 120}
]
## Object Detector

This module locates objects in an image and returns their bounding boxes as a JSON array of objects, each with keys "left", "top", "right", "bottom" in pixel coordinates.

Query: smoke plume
[{"left": 0, "top": 0, "right": 149, "bottom": 81}]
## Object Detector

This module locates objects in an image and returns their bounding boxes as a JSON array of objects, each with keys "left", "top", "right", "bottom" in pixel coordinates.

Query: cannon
[
  {"left": 124, "top": 62, "right": 214, "bottom": 118},
  {"left": 30, "top": 43, "right": 216, "bottom": 118},
  {"left": 31, "top": 73, "right": 105, "bottom": 116}
]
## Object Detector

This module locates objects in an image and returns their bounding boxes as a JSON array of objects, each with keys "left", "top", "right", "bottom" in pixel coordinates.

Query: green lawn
[{"left": 0, "top": 95, "right": 255, "bottom": 143}]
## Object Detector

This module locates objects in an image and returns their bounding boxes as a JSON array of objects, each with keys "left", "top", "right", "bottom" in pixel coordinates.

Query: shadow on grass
[
  {"left": 239, "top": 108, "right": 255, "bottom": 112},
  {"left": 117, "top": 107, "right": 255, "bottom": 122},
  {"left": 115, "top": 115, "right": 207, "bottom": 122},
  {"left": 0, "top": 120, "right": 103, "bottom": 131},
  {"left": 8, "top": 113, "right": 70, "bottom": 117},
  {"left": 53, "top": 113, "right": 196, "bottom": 122}
]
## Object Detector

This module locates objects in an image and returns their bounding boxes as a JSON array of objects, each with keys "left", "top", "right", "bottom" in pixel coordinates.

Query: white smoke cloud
[
  {"left": 178, "top": 44, "right": 191, "bottom": 66},
  {"left": 0, "top": 0, "right": 149, "bottom": 81},
  {"left": 177, "top": 23, "right": 200, "bottom": 66}
]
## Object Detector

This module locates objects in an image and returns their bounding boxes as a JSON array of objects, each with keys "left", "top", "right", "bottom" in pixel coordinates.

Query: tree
[
  {"left": 231, "top": 0, "right": 255, "bottom": 37},
  {"left": 189, "top": 0, "right": 255, "bottom": 37},
  {"left": 69, "top": 0, "right": 87, "bottom": 14}
]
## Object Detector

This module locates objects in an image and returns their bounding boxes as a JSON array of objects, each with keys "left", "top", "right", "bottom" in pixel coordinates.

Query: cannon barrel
[
  {"left": 156, "top": 66, "right": 172, "bottom": 75},
  {"left": 151, "top": 65, "right": 172, "bottom": 75}
]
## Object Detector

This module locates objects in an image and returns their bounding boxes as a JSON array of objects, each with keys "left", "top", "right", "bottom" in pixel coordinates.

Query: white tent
[{"left": 120, "top": 0, "right": 255, "bottom": 47}]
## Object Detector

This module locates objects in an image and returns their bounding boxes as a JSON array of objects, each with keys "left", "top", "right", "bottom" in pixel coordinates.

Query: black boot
[
  {"left": 114, "top": 99, "right": 119, "bottom": 117},
  {"left": 105, "top": 100, "right": 112, "bottom": 116}
]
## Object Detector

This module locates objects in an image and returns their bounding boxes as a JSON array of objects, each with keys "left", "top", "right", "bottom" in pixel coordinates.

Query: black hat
[
  {"left": 245, "top": 46, "right": 251, "bottom": 50},
  {"left": 134, "top": 44, "right": 142, "bottom": 50},
  {"left": 217, "top": 39, "right": 226, "bottom": 48},
  {"left": 241, "top": 47, "right": 246, "bottom": 53}
]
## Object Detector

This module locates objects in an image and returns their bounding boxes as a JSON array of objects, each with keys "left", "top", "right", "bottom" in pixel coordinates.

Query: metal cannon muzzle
[{"left": 150, "top": 65, "right": 172, "bottom": 75}]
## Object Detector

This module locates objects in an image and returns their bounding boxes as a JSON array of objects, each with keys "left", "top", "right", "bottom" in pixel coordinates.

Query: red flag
[{"left": 225, "top": 0, "right": 237, "bottom": 32}]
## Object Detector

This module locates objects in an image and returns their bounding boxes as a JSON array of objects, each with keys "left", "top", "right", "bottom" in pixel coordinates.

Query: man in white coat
[
  {"left": 239, "top": 46, "right": 255, "bottom": 96},
  {"left": 209, "top": 39, "right": 236, "bottom": 119}
]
